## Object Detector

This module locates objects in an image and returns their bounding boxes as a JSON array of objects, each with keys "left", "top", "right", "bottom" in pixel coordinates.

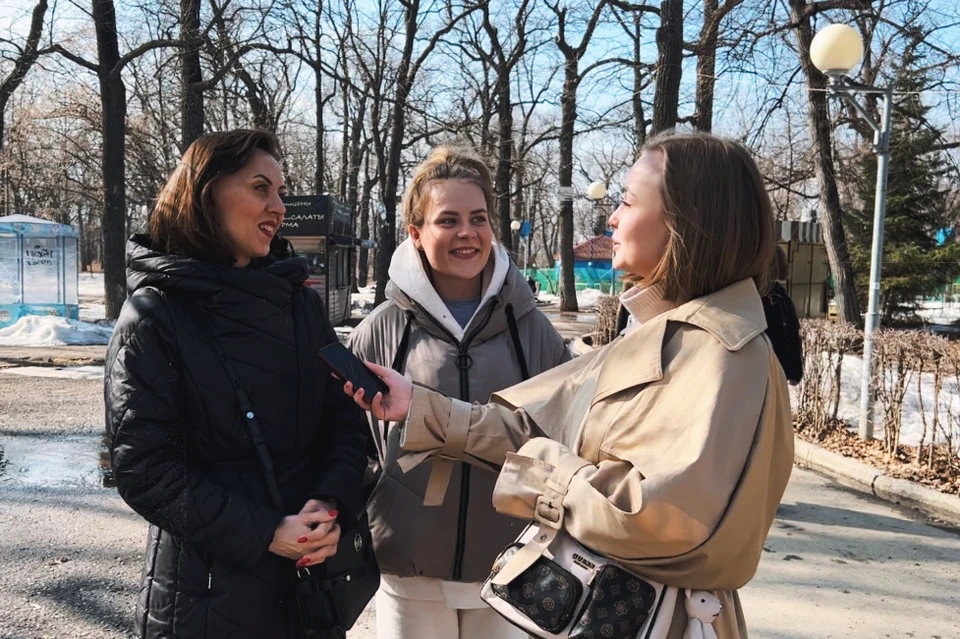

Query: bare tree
[
  {"left": 180, "top": 0, "right": 204, "bottom": 146},
  {"left": 651, "top": 0, "right": 682, "bottom": 133},
  {"left": 693, "top": 0, "right": 743, "bottom": 132},
  {"left": 788, "top": 0, "right": 869, "bottom": 325},
  {"left": 53, "top": 0, "right": 181, "bottom": 319},
  {"left": 479, "top": 0, "right": 535, "bottom": 254},
  {"left": 373, "top": 0, "right": 477, "bottom": 305},
  {"left": 550, "top": 0, "right": 616, "bottom": 311},
  {"left": 0, "top": 0, "right": 48, "bottom": 212}
]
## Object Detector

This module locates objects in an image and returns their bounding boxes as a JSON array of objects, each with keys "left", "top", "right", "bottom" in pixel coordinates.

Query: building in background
[
  {"left": 776, "top": 220, "right": 828, "bottom": 319},
  {"left": 281, "top": 195, "right": 358, "bottom": 326}
]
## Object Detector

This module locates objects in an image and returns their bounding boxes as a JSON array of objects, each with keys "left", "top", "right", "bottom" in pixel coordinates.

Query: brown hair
[
  {"left": 636, "top": 131, "right": 775, "bottom": 303},
  {"left": 402, "top": 146, "right": 496, "bottom": 231},
  {"left": 149, "top": 129, "right": 282, "bottom": 264}
]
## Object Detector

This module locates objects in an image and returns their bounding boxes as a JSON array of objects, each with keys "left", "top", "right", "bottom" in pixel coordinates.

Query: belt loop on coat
[
  {"left": 491, "top": 455, "right": 591, "bottom": 587},
  {"left": 422, "top": 399, "right": 472, "bottom": 506}
]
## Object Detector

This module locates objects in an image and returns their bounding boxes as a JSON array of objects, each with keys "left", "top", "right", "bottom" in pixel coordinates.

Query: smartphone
[{"left": 318, "top": 342, "right": 390, "bottom": 398}]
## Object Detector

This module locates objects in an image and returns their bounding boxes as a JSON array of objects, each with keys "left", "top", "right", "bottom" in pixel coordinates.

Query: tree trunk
[
  {"left": 559, "top": 60, "right": 578, "bottom": 312},
  {"left": 694, "top": 0, "right": 719, "bottom": 132},
  {"left": 93, "top": 0, "right": 127, "bottom": 320},
  {"left": 651, "top": 0, "right": 683, "bottom": 134},
  {"left": 632, "top": 11, "right": 646, "bottom": 152},
  {"left": 180, "top": 0, "right": 204, "bottom": 147},
  {"left": 790, "top": 0, "right": 861, "bottom": 324},
  {"left": 316, "top": 63, "right": 326, "bottom": 194},
  {"left": 375, "top": 0, "right": 418, "bottom": 305},
  {"left": 495, "top": 75, "right": 514, "bottom": 252}
]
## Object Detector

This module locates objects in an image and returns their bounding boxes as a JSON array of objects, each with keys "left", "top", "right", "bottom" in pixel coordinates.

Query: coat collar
[{"left": 593, "top": 278, "right": 767, "bottom": 405}]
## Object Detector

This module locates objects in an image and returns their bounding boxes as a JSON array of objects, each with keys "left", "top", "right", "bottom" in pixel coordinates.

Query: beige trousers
[{"left": 374, "top": 587, "right": 527, "bottom": 639}]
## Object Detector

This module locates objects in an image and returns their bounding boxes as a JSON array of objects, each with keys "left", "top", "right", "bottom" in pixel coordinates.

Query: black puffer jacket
[{"left": 105, "top": 234, "right": 368, "bottom": 639}]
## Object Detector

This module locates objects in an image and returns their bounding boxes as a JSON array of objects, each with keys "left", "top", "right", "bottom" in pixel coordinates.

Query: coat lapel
[{"left": 592, "top": 316, "right": 668, "bottom": 405}]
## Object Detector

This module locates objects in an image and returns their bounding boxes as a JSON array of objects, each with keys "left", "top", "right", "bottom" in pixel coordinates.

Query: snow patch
[
  {"left": 0, "top": 315, "right": 115, "bottom": 346},
  {"left": 0, "top": 434, "right": 101, "bottom": 488},
  {"left": 0, "top": 365, "right": 104, "bottom": 380},
  {"left": 914, "top": 299, "right": 960, "bottom": 325},
  {"left": 812, "top": 353, "right": 960, "bottom": 447},
  {"left": 78, "top": 272, "right": 104, "bottom": 299}
]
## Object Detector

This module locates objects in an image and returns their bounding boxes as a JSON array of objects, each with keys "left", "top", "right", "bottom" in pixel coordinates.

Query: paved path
[
  {"left": 741, "top": 467, "right": 960, "bottom": 638},
  {"left": 3, "top": 330, "right": 960, "bottom": 638}
]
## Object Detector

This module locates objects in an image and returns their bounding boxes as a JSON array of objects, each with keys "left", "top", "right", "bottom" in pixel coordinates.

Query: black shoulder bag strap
[
  {"left": 174, "top": 299, "right": 285, "bottom": 511},
  {"left": 504, "top": 303, "right": 531, "bottom": 381}
]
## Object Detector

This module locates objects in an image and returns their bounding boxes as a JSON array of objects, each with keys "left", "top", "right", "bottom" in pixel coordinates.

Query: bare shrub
[
  {"left": 912, "top": 333, "right": 949, "bottom": 466},
  {"left": 595, "top": 296, "right": 620, "bottom": 346},
  {"left": 873, "top": 330, "right": 914, "bottom": 456},
  {"left": 797, "top": 319, "right": 832, "bottom": 437}
]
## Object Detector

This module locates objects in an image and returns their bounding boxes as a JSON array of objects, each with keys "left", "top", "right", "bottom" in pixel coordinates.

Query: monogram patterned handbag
[{"left": 481, "top": 523, "right": 676, "bottom": 639}]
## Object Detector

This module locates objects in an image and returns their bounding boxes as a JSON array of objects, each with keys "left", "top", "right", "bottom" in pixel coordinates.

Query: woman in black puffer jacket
[{"left": 105, "top": 130, "right": 368, "bottom": 638}]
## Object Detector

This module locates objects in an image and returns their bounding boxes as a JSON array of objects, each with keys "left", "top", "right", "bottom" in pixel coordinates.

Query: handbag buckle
[{"left": 534, "top": 495, "right": 562, "bottom": 529}]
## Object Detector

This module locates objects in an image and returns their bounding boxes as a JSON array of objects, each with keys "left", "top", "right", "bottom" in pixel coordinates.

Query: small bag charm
[{"left": 681, "top": 588, "right": 722, "bottom": 639}]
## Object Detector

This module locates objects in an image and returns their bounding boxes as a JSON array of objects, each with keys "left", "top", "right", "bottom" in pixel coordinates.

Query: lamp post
[
  {"left": 510, "top": 219, "right": 529, "bottom": 273},
  {"left": 810, "top": 23, "right": 893, "bottom": 441},
  {"left": 587, "top": 180, "right": 617, "bottom": 295}
]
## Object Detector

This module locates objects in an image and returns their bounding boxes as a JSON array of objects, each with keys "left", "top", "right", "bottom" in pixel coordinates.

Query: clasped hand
[{"left": 269, "top": 499, "right": 340, "bottom": 568}]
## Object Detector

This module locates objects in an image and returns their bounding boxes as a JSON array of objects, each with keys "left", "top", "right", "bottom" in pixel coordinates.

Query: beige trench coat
[{"left": 398, "top": 278, "right": 795, "bottom": 638}]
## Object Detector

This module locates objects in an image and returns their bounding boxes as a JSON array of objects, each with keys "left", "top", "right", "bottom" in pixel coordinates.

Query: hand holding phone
[{"left": 318, "top": 342, "right": 390, "bottom": 399}]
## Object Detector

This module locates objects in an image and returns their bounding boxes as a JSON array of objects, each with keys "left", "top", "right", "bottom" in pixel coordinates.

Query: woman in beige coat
[{"left": 344, "top": 131, "right": 795, "bottom": 638}]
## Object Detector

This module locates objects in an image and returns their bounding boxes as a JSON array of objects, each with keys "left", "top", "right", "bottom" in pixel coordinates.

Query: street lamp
[
  {"left": 811, "top": 23, "right": 893, "bottom": 441},
  {"left": 510, "top": 218, "right": 530, "bottom": 273},
  {"left": 586, "top": 180, "right": 618, "bottom": 295}
]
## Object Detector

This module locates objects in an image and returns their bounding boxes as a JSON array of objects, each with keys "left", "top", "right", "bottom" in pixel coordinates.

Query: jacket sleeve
[
  {"left": 398, "top": 348, "right": 599, "bottom": 473},
  {"left": 105, "top": 290, "right": 283, "bottom": 567},
  {"left": 308, "top": 303, "right": 369, "bottom": 521},
  {"left": 490, "top": 338, "right": 771, "bottom": 563},
  {"left": 402, "top": 333, "right": 770, "bottom": 564}
]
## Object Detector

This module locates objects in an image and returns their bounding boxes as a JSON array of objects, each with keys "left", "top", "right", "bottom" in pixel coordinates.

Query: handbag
[
  {"left": 178, "top": 298, "right": 379, "bottom": 636},
  {"left": 479, "top": 456, "right": 676, "bottom": 639},
  {"left": 481, "top": 524, "right": 676, "bottom": 639}
]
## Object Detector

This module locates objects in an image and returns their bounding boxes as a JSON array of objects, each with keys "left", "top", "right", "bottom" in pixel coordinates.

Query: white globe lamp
[
  {"left": 586, "top": 181, "right": 607, "bottom": 201},
  {"left": 510, "top": 219, "right": 522, "bottom": 232},
  {"left": 810, "top": 24, "right": 864, "bottom": 77}
]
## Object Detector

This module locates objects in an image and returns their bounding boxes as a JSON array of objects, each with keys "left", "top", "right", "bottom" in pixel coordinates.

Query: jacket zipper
[{"left": 419, "top": 301, "right": 497, "bottom": 580}]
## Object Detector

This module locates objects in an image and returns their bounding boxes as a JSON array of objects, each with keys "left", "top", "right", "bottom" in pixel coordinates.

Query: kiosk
[
  {"left": 281, "top": 195, "right": 356, "bottom": 325},
  {"left": 0, "top": 214, "right": 80, "bottom": 328}
]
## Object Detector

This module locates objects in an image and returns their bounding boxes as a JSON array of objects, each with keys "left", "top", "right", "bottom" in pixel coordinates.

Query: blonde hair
[
  {"left": 633, "top": 131, "right": 775, "bottom": 303},
  {"left": 402, "top": 146, "right": 496, "bottom": 231}
]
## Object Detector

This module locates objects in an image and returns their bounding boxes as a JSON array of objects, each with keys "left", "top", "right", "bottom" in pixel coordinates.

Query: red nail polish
[
  {"left": 297, "top": 536, "right": 308, "bottom": 543},
  {"left": 328, "top": 510, "right": 338, "bottom": 518},
  {"left": 296, "top": 558, "right": 309, "bottom": 568}
]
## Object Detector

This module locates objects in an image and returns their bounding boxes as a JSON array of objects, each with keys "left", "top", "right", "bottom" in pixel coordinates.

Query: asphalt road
[{"left": 1, "top": 366, "right": 958, "bottom": 639}]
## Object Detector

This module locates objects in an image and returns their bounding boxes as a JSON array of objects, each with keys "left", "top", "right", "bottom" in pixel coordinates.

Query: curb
[{"left": 793, "top": 437, "right": 960, "bottom": 527}]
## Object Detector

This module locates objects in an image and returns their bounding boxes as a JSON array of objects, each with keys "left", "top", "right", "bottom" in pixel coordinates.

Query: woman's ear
[{"left": 408, "top": 224, "right": 423, "bottom": 250}]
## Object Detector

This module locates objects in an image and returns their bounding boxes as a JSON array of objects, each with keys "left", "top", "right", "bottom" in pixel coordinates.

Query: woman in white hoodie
[{"left": 348, "top": 147, "right": 568, "bottom": 639}]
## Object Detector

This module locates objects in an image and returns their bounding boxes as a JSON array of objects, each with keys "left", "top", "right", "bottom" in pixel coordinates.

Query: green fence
[{"left": 523, "top": 266, "right": 625, "bottom": 296}]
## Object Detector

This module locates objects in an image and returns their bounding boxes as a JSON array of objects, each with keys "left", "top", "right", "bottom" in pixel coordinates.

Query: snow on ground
[
  {"left": 352, "top": 284, "right": 377, "bottom": 308},
  {"left": 0, "top": 365, "right": 104, "bottom": 380},
  {"left": 0, "top": 434, "right": 101, "bottom": 488},
  {"left": 809, "top": 353, "right": 960, "bottom": 447},
  {"left": 914, "top": 299, "right": 960, "bottom": 325},
  {"left": 0, "top": 316, "right": 114, "bottom": 346},
  {"left": 538, "top": 288, "right": 610, "bottom": 308},
  {"left": 78, "top": 271, "right": 104, "bottom": 299}
]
